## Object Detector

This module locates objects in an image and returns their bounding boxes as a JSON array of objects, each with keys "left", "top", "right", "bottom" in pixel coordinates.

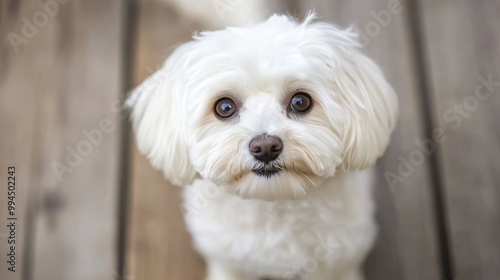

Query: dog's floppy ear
[
  {"left": 312, "top": 22, "right": 398, "bottom": 171},
  {"left": 126, "top": 42, "right": 198, "bottom": 186},
  {"left": 336, "top": 50, "right": 398, "bottom": 171}
]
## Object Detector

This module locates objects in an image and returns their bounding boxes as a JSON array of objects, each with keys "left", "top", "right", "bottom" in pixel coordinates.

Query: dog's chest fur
[{"left": 182, "top": 169, "right": 377, "bottom": 278}]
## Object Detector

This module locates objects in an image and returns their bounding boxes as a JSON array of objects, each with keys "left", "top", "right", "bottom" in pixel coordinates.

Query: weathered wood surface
[
  {"left": 125, "top": 2, "right": 206, "bottom": 280},
  {"left": 298, "top": 1, "right": 443, "bottom": 279},
  {"left": 1, "top": 1, "right": 124, "bottom": 280},
  {"left": 124, "top": 0, "right": 444, "bottom": 279},
  {"left": 125, "top": 1, "right": 291, "bottom": 279},
  {"left": 0, "top": 2, "right": 39, "bottom": 279},
  {"left": 419, "top": 0, "right": 500, "bottom": 279},
  {"left": 2, "top": 0, "right": 500, "bottom": 280}
]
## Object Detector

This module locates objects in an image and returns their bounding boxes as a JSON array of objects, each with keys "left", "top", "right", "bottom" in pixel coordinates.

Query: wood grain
[
  {"left": 3, "top": 0, "right": 493, "bottom": 279},
  {"left": 125, "top": 2, "right": 206, "bottom": 280},
  {"left": 419, "top": 0, "right": 500, "bottom": 279},
  {"left": 296, "top": 1, "right": 443, "bottom": 279},
  {"left": 1, "top": 1, "right": 124, "bottom": 279},
  {"left": 124, "top": 1, "right": 447, "bottom": 279},
  {"left": 1, "top": 2, "right": 40, "bottom": 279}
]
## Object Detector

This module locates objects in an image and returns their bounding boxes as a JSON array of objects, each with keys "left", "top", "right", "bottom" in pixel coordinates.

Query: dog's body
[
  {"left": 184, "top": 169, "right": 376, "bottom": 280},
  {"left": 128, "top": 14, "right": 397, "bottom": 280}
]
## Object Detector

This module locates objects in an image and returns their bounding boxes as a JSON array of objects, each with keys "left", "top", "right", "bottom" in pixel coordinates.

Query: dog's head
[{"left": 127, "top": 14, "right": 398, "bottom": 200}]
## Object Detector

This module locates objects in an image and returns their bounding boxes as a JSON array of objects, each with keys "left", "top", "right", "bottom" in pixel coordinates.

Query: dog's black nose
[{"left": 249, "top": 135, "right": 283, "bottom": 163}]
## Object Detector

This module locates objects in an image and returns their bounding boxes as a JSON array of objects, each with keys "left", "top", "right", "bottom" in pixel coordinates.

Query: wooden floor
[{"left": 1, "top": 0, "right": 499, "bottom": 280}]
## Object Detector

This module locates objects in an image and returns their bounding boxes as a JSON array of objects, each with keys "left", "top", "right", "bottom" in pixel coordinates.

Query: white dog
[{"left": 127, "top": 13, "right": 398, "bottom": 280}]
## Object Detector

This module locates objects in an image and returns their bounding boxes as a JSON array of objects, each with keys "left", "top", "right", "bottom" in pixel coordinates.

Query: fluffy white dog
[{"left": 127, "top": 13, "right": 398, "bottom": 280}]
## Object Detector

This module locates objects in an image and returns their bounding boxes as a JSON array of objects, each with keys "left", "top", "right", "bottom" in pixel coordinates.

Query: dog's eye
[
  {"left": 289, "top": 92, "right": 312, "bottom": 114},
  {"left": 214, "top": 97, "right": 237, "bottom": 119}
]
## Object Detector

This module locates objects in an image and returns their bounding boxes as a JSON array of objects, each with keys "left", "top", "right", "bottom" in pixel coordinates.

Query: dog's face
[{"left": 127, "top": 14, "right": 398, "bottom": 200}]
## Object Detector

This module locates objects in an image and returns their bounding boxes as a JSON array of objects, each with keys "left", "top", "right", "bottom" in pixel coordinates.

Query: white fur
[{"left": 128, "top": 14, "right": 398, "bottom": 280}]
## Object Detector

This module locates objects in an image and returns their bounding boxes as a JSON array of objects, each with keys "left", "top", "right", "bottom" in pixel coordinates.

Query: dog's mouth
[{"left": 252, "top": 164, "right": 283, "bottom": 178}]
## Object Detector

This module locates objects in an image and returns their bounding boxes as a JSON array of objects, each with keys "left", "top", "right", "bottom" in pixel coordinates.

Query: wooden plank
[
  {"left": 126, "top": 2, "right": 206, "bottom": 280},
  {"left": 0, "top": 2, "right": 39, "bottom": 279},
  {"left": 1, "top": 1, "right": 124, "bottom": 279},
  {"left": 296, "top": 1, "right": 443, "bottom": 279},
  {"left": 126, "top": 1, "right": 448, "bottom": 280},
  {"left": 418, "top": 0, "right": 500, "bottom": 279},
  {"left": 125, "top": 1, "right": 285, "bottom": 279}
]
